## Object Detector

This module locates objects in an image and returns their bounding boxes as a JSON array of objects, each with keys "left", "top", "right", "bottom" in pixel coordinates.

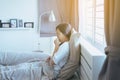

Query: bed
[
  {"left": 0, "top": 52, "right": 80, "bottom": 80},
  {"left": 0, "top": 29, "right": 81, "bottom": 80},
  {"left": 0, "top": 52, "right": 51, "bottom": 80}
]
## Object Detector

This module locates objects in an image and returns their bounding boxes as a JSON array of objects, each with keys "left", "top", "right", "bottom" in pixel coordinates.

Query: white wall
[
  {"left": 0, "top": 0, "right": 38, "bottom": 28},
  {"left": 0, "top": 29, "right": 39, "bottom": 52},
  {"left": 0, "top": 0, "right": 53, "bottom": 53}
]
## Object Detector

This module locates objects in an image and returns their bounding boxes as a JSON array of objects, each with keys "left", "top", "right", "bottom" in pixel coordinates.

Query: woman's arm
[
  {"left": 46, "top": 38, "right": 60, "bottom": 63},
  {"left": 46, "top": 38, "right": 60, "bottom": 66},
  {"left": 52, "top": 42, "right": 69, "bottom": 65},
  {"left": 47, "top": 42, "right": 69, "bottom": 66},
  {"left": 51, "top": 38, "right": 60, "bottom": 57},
  {"left": 46, "top": 56, "right": 55, "bottom": 66}
]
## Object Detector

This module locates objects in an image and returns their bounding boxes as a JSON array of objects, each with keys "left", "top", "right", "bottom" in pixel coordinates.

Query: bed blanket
[
  {"left": 0, "top": 52, "right": 54, "bottom": 80},
  {"left": 0, "top": 61, "right": 54, "bottom": 80}
]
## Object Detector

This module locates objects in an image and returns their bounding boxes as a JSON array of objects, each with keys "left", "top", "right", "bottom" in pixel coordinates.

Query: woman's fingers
[
  {"left": 46, "top": 57, "right": 50, "bottom": 62},
  {"left": 49, "top": 59, "right": 55, "bottom": 66},
  {"left": 54, "top": 38, "right": 60, "bottom": 46},
  {"left": 54, "top": 38, "right": 58, "bottom": 44}
]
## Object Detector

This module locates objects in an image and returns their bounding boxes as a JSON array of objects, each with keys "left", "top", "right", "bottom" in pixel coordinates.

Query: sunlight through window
[{"left": 79, "top": 0, "right": 106, "bottom": 52}]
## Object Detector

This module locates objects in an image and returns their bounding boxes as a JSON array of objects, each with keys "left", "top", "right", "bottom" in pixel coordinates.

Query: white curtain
[
  {"left": 99, "top": 0, "right": 120, "bottom": 80},
  {"left": 39, "top": 0, "right": 79, "bottom": 37}
]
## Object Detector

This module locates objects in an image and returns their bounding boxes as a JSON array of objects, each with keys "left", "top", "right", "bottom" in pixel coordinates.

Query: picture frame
[
  {"left": 18, "top": 19, "right": 23, "bottom": 27},
  {"left": 24, "top": 22, "right": 34, "bottom": 28},
  {"left": 10, "top": 19, "right": 17, "bottom": 28},
  {"left": 0, "top": 20, "right": 2, "bottom": 28},
  {"left": 2, "top": 23, "right": 11, "bottom": 28}
]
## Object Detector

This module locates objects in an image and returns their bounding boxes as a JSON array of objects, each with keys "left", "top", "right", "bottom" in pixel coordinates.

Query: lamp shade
[
  {"left": 49, "top": 11, "right": 56, "bottom": 22},
  {"left": 38, "top": 10, "right": 56, "bottom": 37}
]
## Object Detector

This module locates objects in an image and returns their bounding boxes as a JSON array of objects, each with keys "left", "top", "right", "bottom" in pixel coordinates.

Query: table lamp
[{"left": 36, "top": 10, "right": 56, "bottom": 52}]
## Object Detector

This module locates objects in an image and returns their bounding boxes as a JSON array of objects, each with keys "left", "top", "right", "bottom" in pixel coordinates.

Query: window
[{"left": 79, "top": 0, "right": 106, "bottom": 52}]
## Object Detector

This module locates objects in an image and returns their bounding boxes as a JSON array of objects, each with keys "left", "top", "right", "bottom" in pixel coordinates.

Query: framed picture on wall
[
  {"left": 2, "top": 23, "right": 11, "bottom": 28},
  {"left": 18, "top": 19, "right": 23, "bottom": 27},
  {"left": 10, "top": 19, "right": 17, "bottom": 28},
  {"left": 0, "top": 20, "right": 2, "bottom": 28},
  {"left": 24, "top": 22, "right": 34, "bottom": 28}
]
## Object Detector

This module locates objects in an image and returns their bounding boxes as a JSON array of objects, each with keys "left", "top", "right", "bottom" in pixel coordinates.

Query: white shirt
[{"left": 52, "top": 42, "right": 69, "bottom": 74}]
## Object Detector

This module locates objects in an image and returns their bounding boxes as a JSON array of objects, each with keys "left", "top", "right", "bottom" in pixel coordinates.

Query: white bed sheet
[
  {"left": 0, "top": 52, "right": 54, "bottom": 80},
  {"left": 0, "top": 61, "right": 54, "bottom": 80}
]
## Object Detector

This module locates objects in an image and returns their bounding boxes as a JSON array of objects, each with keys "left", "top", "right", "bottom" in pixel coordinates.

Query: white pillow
[
  {"left": 57, "top": 29, "right": 81, "bottom": 80},
  {"left": 69, "top": 29, "right": 80, "bottom": 63}
]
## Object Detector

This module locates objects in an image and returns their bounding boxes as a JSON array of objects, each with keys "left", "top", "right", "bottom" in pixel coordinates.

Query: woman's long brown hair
[{"left": 56, "top": 23, "right": 71, "bottom": 40}]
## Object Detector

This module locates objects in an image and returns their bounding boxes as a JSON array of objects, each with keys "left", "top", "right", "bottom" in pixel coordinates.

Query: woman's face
[{"left": 56, "top": 29, "right": 68, "bottom": 43}]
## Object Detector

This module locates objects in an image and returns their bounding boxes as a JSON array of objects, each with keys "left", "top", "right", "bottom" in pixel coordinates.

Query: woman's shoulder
[
  {"left": 62, "top": 41, "right": 69, "bottom": 45},
  {"left": 60, "top": 41, "right": 69, "bottom": 48},
  {"left": 64, "top": 41, "right": 69, "bottom": 44}
]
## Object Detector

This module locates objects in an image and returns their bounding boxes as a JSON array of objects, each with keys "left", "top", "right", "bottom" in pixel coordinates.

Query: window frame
[{"left": 79, "top": 0, "right": 106, "bottom": 52}]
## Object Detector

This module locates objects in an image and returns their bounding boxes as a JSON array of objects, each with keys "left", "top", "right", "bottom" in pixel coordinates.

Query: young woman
[
  {"left": 46, "top": 23, "right": 71, "bottom": 78},
  {"left": 0, "top": 23, "right": 72, "bottom": 80}
]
